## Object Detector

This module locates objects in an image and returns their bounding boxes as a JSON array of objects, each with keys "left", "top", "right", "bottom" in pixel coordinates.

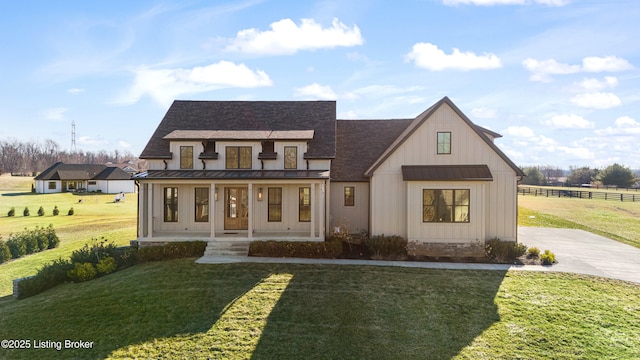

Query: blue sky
[{"left": 1, "top": 0, "right": 638, "bottom": 169}]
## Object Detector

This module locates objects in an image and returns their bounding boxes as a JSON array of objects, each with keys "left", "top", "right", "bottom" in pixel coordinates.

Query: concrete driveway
[{"left": 517, "top": 227, "right": 640, "bottom": 284}]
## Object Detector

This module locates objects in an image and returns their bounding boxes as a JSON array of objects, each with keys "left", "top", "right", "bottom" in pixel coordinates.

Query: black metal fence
[{"left": 518, "top": 186, "right": 639, "bottom": 202}]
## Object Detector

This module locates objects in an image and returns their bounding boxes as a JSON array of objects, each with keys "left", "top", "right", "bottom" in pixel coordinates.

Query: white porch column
[
  {"left": 248, "top": 183, "right": 253, "bottom": 239},
  {"left": 137, "top": 183, "right": 145, "bottom": 238},
  {"left": 147, "top": 183, "right": 153, "bottom": 238},
  {"left": 310, "top": 183, "right": 316, "bottom": 238},
  {"left": 210, "top": 183, "right": 216, "bottom": 238},
  {"left": 319, "top": 181, "right": 325, "bottom": 239}
]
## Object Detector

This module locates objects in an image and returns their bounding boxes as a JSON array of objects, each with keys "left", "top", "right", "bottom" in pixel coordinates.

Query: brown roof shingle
[
  {"left": 140, "top": 101, "right": 336, "bottom": 159},
  {"left": 331, "top": 119, "right": 413, "bottom": 182}
]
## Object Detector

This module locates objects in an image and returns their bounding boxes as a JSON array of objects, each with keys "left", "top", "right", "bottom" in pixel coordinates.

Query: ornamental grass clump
[
  {"left": 541, "top": 249, "right": 556, "bottom": 265},
  {"left": 485, "top": 238, "right": 528, "bottom": 263}
]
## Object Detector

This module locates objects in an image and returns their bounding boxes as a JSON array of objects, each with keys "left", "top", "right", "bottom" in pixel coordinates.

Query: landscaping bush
[
  {"left": 71, "top": 238, "right": 118, "bottom": 264},
  {"left": 53, "top": 205, "right": 59, "bottom": 216},
  {"left": 136, "top": 241, "right": 207, "bottom": 262},
  {"left": 45, "top": 224, "right": 59, "bottom": 249},
  {"left": 485, "top": 238, "right": 528, "bottom": 263},
  {"left": 23, "top": 231, "right": 39, "bottom": 254},
  {"left": 96, "top": 257, "right": 117, "bottom": 275},
  {"left": 68, "top": 207, "right": 74, "bottom": 216},
  {"left": 541, "top": 249, "right": 556, "bottom": 265},
  {"left": 17, "top": 258, "right": 74, "bottom": 299},
  {"left": 364, "top": 235, "right": 407, "bottom": 260},
  {"left": 7, "top": 207, "right": 15, "bottom": 217},
  {"left": 527, "top": 247, "right": 540, "bottom": 258},
  {"left": 0, "top": 239, "right": 11, "bottom": 264},
  {"left": 67, "top": 262, "right": 98, "bottom": 282},
  {"left": 23, "top": 207, "right": 30, "bottom": 216},
  {"left": 6, "top": 237, "right": 26, "bottom": 258},
  {"left": 37, "top": 206, "right": 45, "bottom": 216},
  {"left": 249, "top": 239, "right": 342, "bottom": 259}
]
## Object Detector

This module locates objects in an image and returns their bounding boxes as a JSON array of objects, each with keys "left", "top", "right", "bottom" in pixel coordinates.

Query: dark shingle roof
[
  {"left": 35, "top": 162, "right": 131, "bottom": 181},
  {"left": 140, "top": 101, "right": 336, "bottom": 159},
  {"left": 402, "top": 165, "right": 493, "bottom": 181},
  {"left": 331, "top": 119, "right": 413, "bottom": 182}
]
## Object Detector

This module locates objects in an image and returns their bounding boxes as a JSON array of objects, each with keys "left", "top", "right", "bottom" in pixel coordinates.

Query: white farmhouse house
[
  {"left": 134, "top": 97, "right": 524, "bottom": 257},
  {"left": 35, "top": 162, "right": 135, "bottom": 194}
]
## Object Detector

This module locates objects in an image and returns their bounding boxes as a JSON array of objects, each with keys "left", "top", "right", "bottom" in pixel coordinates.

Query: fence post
[{"left": 621, "top": 194, "right": 623, "bottom": 202}]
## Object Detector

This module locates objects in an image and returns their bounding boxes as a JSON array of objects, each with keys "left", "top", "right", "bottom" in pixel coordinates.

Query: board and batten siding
[
  {"left": 369, "top": 102, "right": 518, "bottom": 242},
  {"left": 329, "top": 182, "right": 369, "bottom": 234}
]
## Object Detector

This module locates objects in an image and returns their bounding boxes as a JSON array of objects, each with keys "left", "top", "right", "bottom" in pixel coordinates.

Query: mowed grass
[
  {"left": 0, "top": 175, "right": 136, "bottom": 296},
  {"left": 0, "top": 261, "right": 638, "bottom": 359},
  {"left": 518, "top": 194, "right": 640, "bottom": 248}
]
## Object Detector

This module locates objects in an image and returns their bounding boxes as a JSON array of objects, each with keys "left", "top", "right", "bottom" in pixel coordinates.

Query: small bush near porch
[{"left": 249, "top": 239, "right": 342, "bottom": 259}]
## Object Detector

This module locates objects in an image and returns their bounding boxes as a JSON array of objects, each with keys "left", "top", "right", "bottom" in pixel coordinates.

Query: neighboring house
[
  {"left": 134, "top": 97, "right": 524, "bottom": 257},
  {"left": 106, "top": 161, "right": 140, "bottom": 176},
  {"left": 35, "top": 162, "right": 135, "bottom": 194}
]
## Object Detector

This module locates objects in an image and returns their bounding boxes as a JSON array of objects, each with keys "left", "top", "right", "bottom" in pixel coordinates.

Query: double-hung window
[
  {"left": 437, "top": 132, "right": 451, "bottom": 154},
  {"left": 299, "top": 187, "right": 311, "bottom": 222},
  {"left": 268, "top": 188, "right": 282, "bottom": 222},
  {"left": 164, "top": 187, "right": 179, "bottom": 222},
  {"left": 180, "top": 146, "right": 194, "bottom": 169}
]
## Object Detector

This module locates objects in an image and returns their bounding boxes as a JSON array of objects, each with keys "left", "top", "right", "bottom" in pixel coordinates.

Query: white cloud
[
  {"left": 294, "top": 83, "right": 337, "bottom": 100},
  {"left": 339, "top": 110, "right": 359, "bottom": 119},
  {"left": 581, "top": 56, "right": 633, "bottom": 72},
  {"left": 471, "top": 107, "right": 497, "bottom": 119},
  {"left": 596, "top": 116, "right": 640, "bottom": 136},
  {"left": 523, "top": 56, "right": 633, "bottom": 82},
  {"left": 522, "top": 58, "right": 580, "bottom": 82},
  {"left": 43, "top": 108, "right": 68, "bottom": 121},
  {"left": 443, "top": 0, "right": 570, "bottom": 6},
  {"left": 556, "top": 145, "right": 594, "bottom": 160},
  {"left": 406, "top": 43, "right": 502, "bottom": 71},
  {"left": 118, "top": 140, "right": 132, "bottom": 148},
  {"left": 544, "top": 114, "right": 594, "bottom": 129},
  {"left": 118, "top": 61, "right": 272, "bottom": 106},
  {"left": 503, "top": 126, "right": 535, "bottom": 138},
  {"left": 225, "top": 18, "right": 363, "bottom": 55},
  {"left": 67, "top": 88, "right": 85, "bottom": 95},
  {"left": 78, "top": 136, "right": 108, "bottom": 147},
  {"left": 570, "top": 92, "right": 622, "bottom": 109},
  {"left": 575, "top": 76, "right": 618, "bottom": 91}
]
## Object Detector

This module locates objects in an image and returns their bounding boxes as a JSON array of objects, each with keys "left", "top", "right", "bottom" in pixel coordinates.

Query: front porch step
[{"left": 204, "top": 241, "right": 251, "bottom": 257}]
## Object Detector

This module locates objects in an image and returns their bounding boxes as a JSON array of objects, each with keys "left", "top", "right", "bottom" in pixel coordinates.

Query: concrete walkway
[{"left": 196, "top": 227, "right": 640, "bottom": 284}]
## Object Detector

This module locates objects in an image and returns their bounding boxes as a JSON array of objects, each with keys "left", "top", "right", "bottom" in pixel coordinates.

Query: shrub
[
  {"left": 96, "top": 257, "right": 117, "bottom": 275},
  {"left": 527, "top": 247, "right": 540, "bottom": 258},
  {"left": 8, "top": 207, "right": 15, "bottom": 217},
  {"left": 541, "top": 249, "right": 556, "bottom": 265},
  {"left": 45, "top": 224, "right": 60, "bottom": 249},
  {"left": 37, "top": 206, "right": 45, "bottom": 216},
  {"left": 137, "top": 241, "right": 207, "bottom": 262},
  {"left": 485, "top": 238, "right": 528, "bottom": 263},
  {"left": 6, "top": 237, "right": 26, "bottom": 258},
  {"left": 23, "top": 230, "right": 39, "bottom": 254},
  {"left": 71, "top": 238, "right": 118, "bottom": 264},
  {"left": 17, "top": 258, "right": 73, "bottom": 299},
  {"left": 67, "top": 262, "right": 98, "bottom": 282},
  {"left": 23, "top": 207, "right": 30, "bottom": 217},
  {"left": 53, "top": 206, "right": 59, "bottom": 216},
  {"left": 248, "top": 239, "right": 342, "bottom": 259},
  {"left": 0, "top": 239, "right": 11, "bottom": 264},
  {"left": 364, "top": 235, "right": 407, "bottom": 260},
  {"left": 68, "top": 207, "right": 74, "bottom": 216}
]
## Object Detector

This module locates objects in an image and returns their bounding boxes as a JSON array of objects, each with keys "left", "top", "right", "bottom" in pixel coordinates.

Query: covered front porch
[{"left": 135, "top": 170, "right": 330, "bottom": 243}]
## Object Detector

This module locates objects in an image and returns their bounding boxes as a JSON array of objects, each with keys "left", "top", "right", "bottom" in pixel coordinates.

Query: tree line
[
  {"left": 0, "top": 138, "right": 144, "bottom": 175},
  {"left": 521, "top": 164, "right": 639, "bottom": 188}
]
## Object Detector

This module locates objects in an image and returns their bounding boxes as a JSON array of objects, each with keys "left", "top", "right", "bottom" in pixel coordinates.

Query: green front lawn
[{"left": 0, "top": 261, "right": 638, "bottom": 359}]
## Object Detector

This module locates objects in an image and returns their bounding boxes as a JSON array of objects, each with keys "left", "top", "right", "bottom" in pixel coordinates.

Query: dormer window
[
  {"left": 259, "top": 140, "right": 277, "bottom": 160},
  {"left": 180, "top": 146, "right": 193, "bottom": 169},
  {"left": 437, "top": 132, "right": 451, "bottom": 155},
  {"left": 284, "top": 146, "right": 297, "bottom": 169}
]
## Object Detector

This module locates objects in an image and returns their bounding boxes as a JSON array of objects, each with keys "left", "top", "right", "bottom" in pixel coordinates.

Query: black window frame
[
  {"left": 422, "top": 189, "right": 470, "bottom": 223},
  {"left": 299, "top": 187, "right": 311, "bottom": 222},
  {"left": 268, "top": 187, "right": 282, "bottom": 222},
  {"left": 225, "top": 146, "right": 252, "bottom": 169},
  {"left": 344, "top": 186, "right": 355, "bottom": 206},
  {"left": 164, "top": 187, "right": 179, "bottom": 222},
  {"left": 194, "top": 187, "right": 209, "bottom": 223}
]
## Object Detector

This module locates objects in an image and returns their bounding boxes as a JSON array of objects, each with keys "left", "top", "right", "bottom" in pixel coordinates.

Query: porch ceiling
[{"left": 134, "top": 169, "right": 330, "bottom": 180}]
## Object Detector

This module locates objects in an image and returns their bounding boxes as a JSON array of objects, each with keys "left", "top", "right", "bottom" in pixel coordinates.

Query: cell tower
[{"left": 71, "top": 120, "right": 77, "bottom": 153}]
